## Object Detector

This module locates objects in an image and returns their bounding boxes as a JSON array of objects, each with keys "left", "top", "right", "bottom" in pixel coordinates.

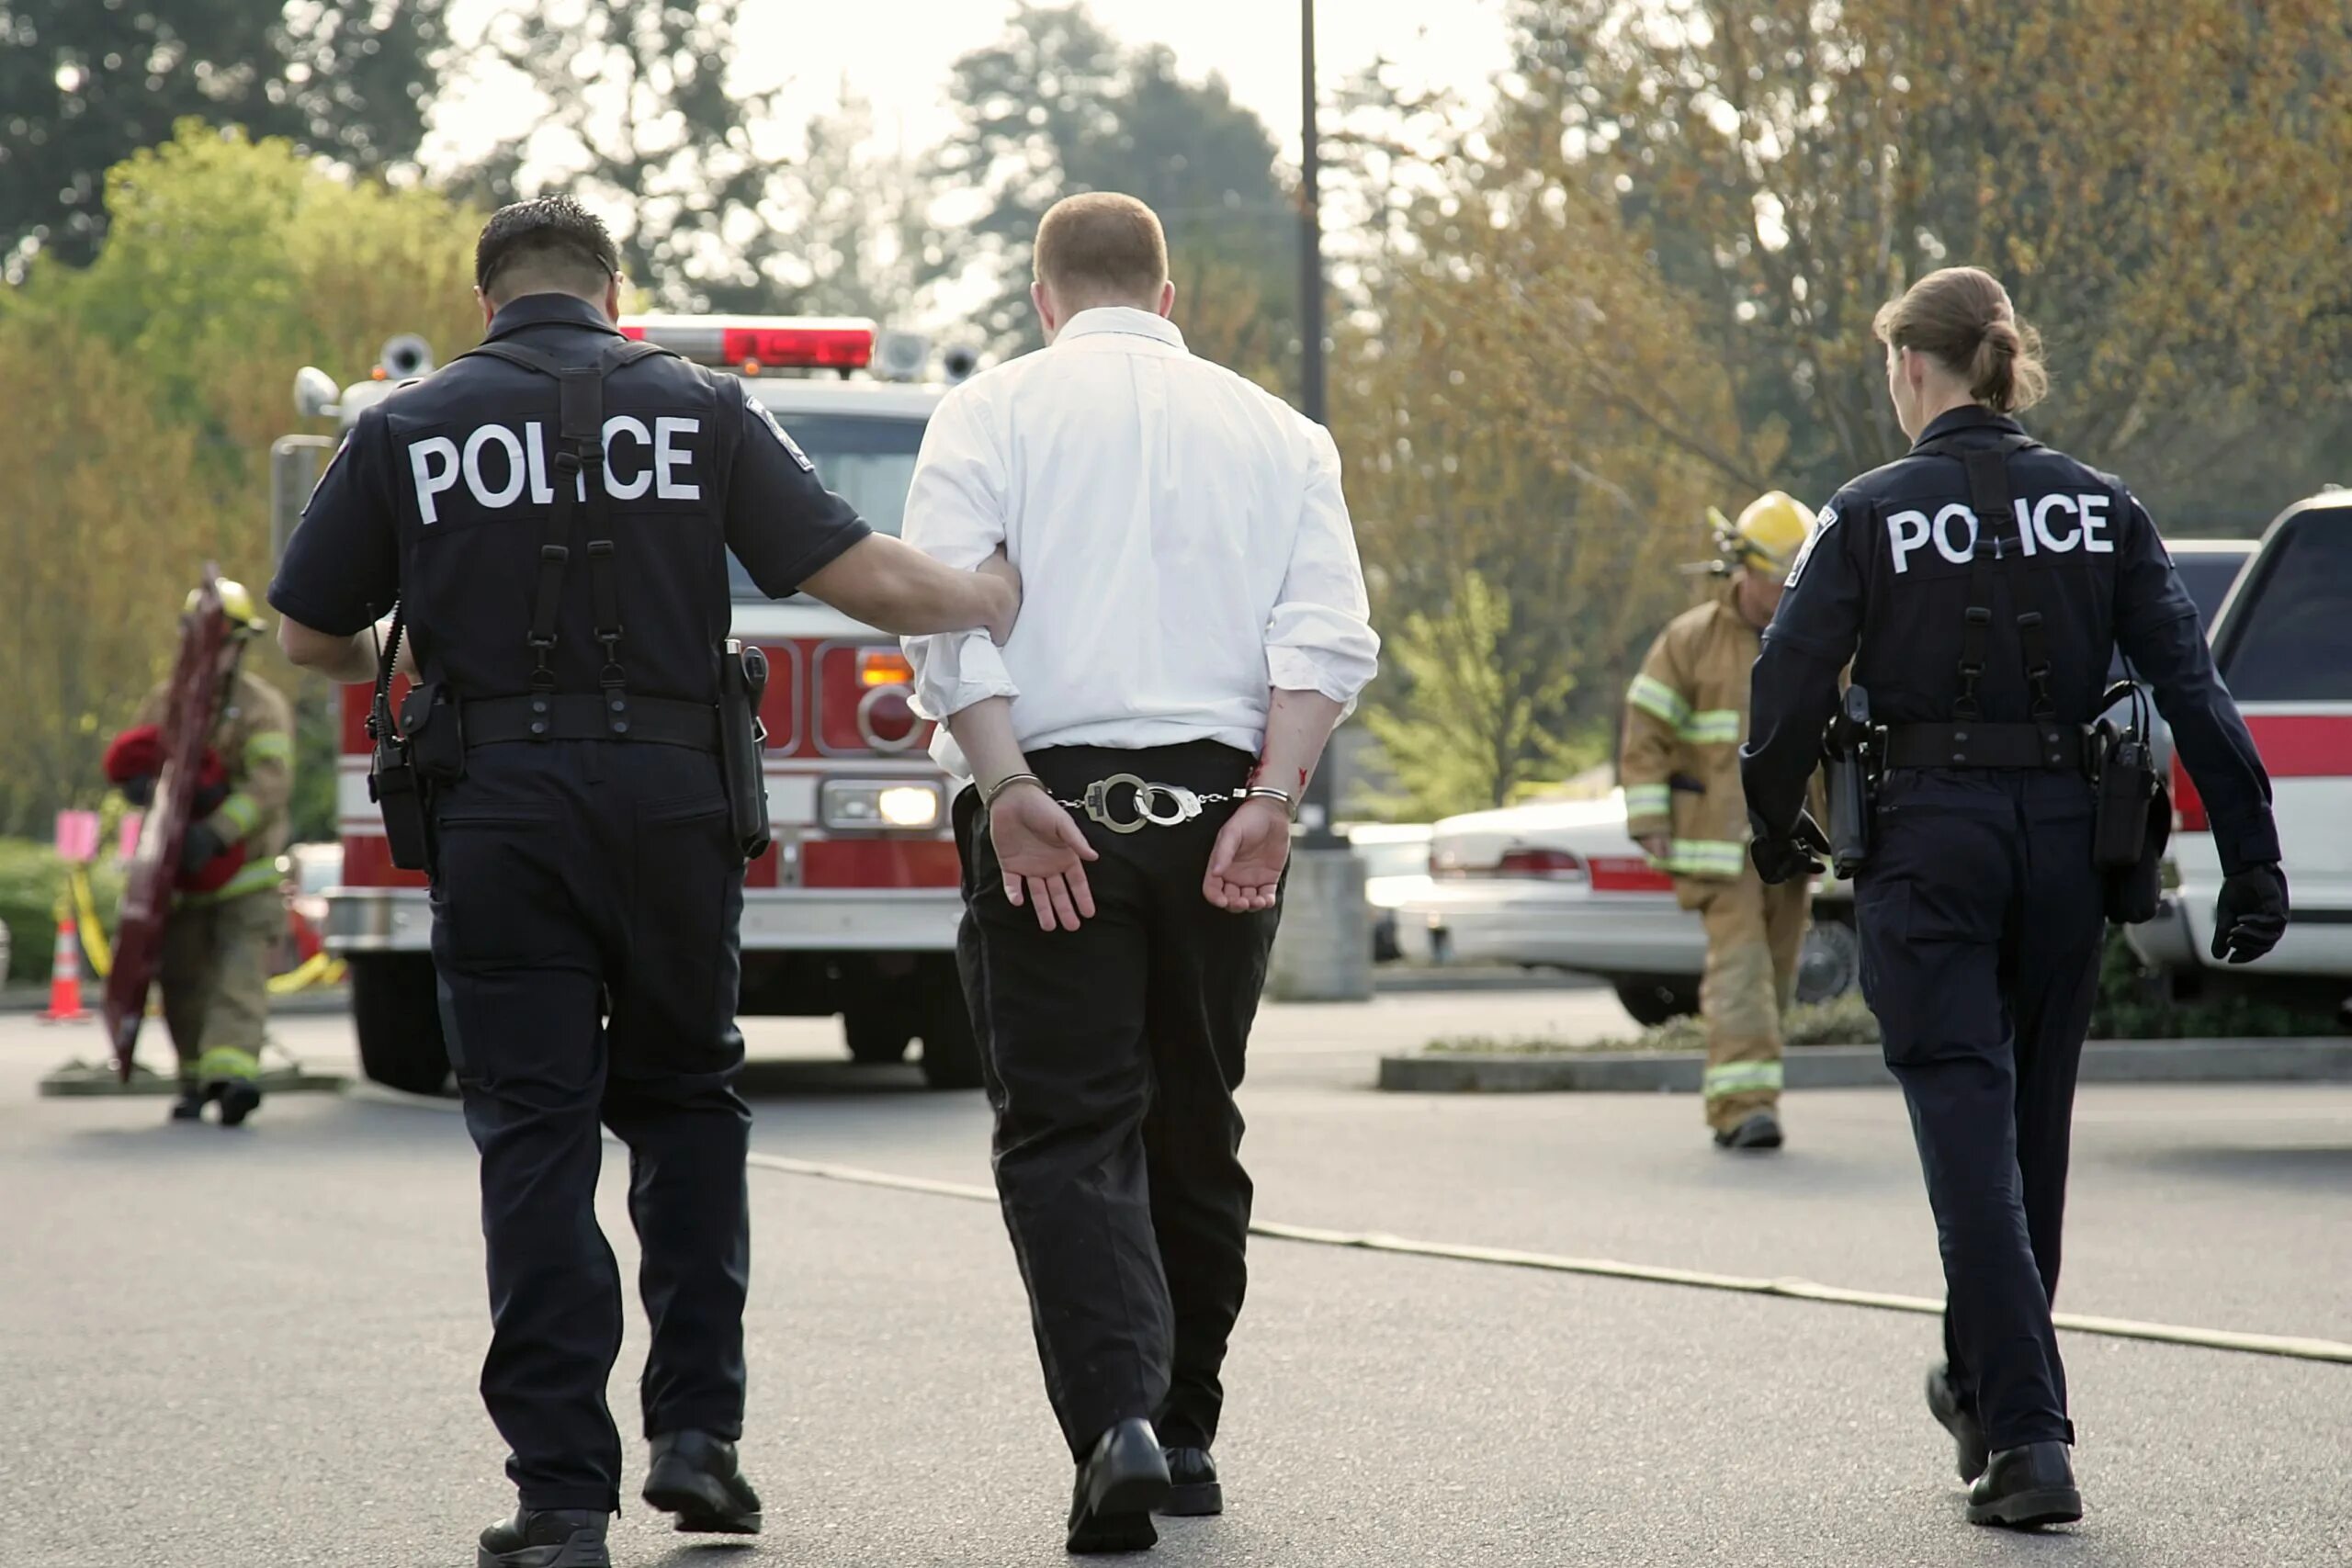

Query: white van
[{"left": 2131, "top": 491, "right": 2352, "bottom": 1008}]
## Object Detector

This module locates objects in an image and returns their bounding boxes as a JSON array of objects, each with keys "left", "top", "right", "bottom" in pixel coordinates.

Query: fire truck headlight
[{"left": 820, "top": 779, "right": 942, "bottom": 830}]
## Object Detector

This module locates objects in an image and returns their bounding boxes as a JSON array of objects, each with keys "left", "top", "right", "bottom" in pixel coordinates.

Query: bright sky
[{"left": 426, "top": 0, "right": 1513, "bottom": 170}]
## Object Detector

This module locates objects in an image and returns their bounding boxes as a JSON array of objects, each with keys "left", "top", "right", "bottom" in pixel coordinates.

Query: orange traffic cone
[{"left": 38, "top": 915, "right": 88, "bottom": 1023}]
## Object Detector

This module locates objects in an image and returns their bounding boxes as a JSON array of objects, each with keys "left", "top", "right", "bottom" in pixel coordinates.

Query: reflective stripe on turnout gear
[
  {"left": 1702, "top": 1060, "right": 1784, "bottom": 1099},
  {"left": 179, "top": 862, "right": 284, "bottom": 907},
  {"left": 1678, "top": 709, "right": 1743, "bottom": 745},
  {"left": 1656, "top": 839, "right": 1747, "bottom": 878},
  {"left": 197, "top": 1045, "right": 261, "bottom": 1083},
  {"left": 1626, "top": 673, "right": 1690, "bottom": 728},
  {"left": 1624, "top": 783, "right": 1672, "bottom": 820}
]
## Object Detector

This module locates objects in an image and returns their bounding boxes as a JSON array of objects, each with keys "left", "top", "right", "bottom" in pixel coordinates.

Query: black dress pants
[
  {"left": 1854, "top": 767, "right": 2103, "bottom": 1452},
  {"left": 431, "top": 740, "right": 752, "bottom": 1512},
  {"left": 956, "top": 741, "right": 1281, "bottom": 1459}
]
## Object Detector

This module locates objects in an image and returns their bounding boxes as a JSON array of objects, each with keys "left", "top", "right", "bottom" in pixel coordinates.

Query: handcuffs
[{"left": 984, "top": 771, "right": 1294, "bottom": 833}]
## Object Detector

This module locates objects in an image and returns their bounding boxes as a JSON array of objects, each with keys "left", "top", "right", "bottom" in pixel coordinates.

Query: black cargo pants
[
  {"left": 1855, "top": 767, "right": 2104, "bottom": 1453},
  {"left": 430, "top": 739, "right": 751, "bottom": 1513},
  {"left": 956, "top": 741, "right": 1282, "bottom": 1460}
]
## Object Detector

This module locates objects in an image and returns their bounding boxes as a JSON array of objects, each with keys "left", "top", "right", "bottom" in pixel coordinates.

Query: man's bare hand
[
  {"left": 1204, "top": 797, "right": 1291, "bottom": 912},
  {"left": 989, "top": 783, "right": 1097, "bottom": 931},
  {"left": 978, "top": 547, "right": 1022, "bottom": 644}
]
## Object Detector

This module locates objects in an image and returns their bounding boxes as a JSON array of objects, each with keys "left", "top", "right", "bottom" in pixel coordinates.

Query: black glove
[
  {"left": 179, "top": 822, "right": 227, "bottom": 878},
  {"left": 121, "top": 774, "right": 156, "bottom": 807},
  {"left": 2211, "top": 862, "right": 2289, "bottom": 964},
  {"left": 1750, "top": 832, "right": 1824, "bottom": 887}
]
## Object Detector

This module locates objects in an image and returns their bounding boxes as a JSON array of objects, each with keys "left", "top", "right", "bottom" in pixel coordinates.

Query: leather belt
[
  {"left": 1881, "top": 721, "right": 2090, "bottom": 772},
  {"left": 461, "top": 694, "right": 722, "bottom": 752}
]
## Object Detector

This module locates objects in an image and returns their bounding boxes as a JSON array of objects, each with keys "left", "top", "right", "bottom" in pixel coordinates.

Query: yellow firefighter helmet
[
  {"left": 187, "top": 580, "right": 267, "bottom": 637},
  {"left": 1724, "top": 491, "right": 1815, "bottom": 574}
]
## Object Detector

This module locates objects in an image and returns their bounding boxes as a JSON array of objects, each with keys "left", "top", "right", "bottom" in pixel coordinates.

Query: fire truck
[{"left": 269, "top": 318, "right": 982, "bottom": 1092}]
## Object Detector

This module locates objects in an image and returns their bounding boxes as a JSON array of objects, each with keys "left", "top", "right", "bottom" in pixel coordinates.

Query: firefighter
[
  {"left": 270, "top": 195, "right": 1019, "bottom": 1567},
  {"left": 1621, "top": 492, "right": 1816, "bottom": 1151},
  {"left": 115, "top": 581, "right": 293, "bottom": 1127}
]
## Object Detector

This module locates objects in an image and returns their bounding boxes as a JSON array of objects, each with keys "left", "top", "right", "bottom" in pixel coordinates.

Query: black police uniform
[
  {"left": 1740, "top": 406, "right": 2278, "bottom": 1458},
  {"left": 269, "top": 292, "right": 870, "bottom": 1514}
]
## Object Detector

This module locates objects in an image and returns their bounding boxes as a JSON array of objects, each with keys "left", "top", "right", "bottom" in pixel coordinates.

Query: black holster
[
  {"left": 2094, "top": 707, "right": 2167, "bottom": 923},
  {"left": 1825, "top": 683, "right": 1875, "bottom": 878},
  {"left": 367, "top": 611, "right": 433, "bottom": 873},
  {"left": 718, "top": 639, "right": 771, "bottom": 861}
]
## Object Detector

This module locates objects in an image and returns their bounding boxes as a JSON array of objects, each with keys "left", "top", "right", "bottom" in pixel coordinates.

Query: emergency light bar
[{"left": 618, "top": 315, "right": 876, "bottom": 373}]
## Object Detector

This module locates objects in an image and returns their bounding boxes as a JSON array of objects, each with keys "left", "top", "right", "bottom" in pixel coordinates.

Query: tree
[
  {"left": 930, "top": 2, "right": 1296, "bottom": 386},
  {"left": 1495, "top": 0, "right": 2352, "bottom": 525},
  {"left": 0, "top": 0, "right": 450, "bottom": 278},
  {"left": 0, "top": 123, "right": 481, "bottom": 837},
  {"left": 1364, "top": 572, "right": 1598, "bottom": 818},
  {"left": 457, "top": 0, "right": 807, "bottom": 314}
]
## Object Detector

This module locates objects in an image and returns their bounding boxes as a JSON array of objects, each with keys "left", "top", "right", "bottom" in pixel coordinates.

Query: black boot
[
  {"left": 1067, "top": 1418, "right": 1170, "bottom": 1554},
  {"left": 1159, "top": 1446, "right": 1221, "bottom": 1517},
  {"left": 168, "top": 1081, "right": 207, "bottom": 1122},
  {"left": 1713, "top": 1110, "right": 1784, "bottom": 1150},
  {"left": 642, "top": 1430, "right": 763, "bottom": 1534},
  {"left": 216, "top": 1078, "right": 262, "bottom": 1127},
  {"left": 1967, "top": 1442, "right": 2083, "bottom": 1529},
  {"left": 477, "top": 1508, "right": 609, "bottom": 1568},
  {"left": 1925, "top": 1363, "right": 1989, "bottom": 1482}
]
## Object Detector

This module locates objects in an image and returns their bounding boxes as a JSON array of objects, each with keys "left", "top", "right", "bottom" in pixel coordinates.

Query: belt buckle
[{"left": 1081, "top": 775, "right": 1201, "bottom": 833}]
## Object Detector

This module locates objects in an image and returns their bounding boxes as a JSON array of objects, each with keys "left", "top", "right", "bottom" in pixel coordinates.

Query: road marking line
[{"left": 351, "top": 1086, "right": 2352, "bottom": 1367}]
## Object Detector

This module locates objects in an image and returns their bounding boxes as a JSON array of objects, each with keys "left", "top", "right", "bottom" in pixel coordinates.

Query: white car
[
  {"left": 1390, "top": 792, "right": 1859, "bottom": 1023},
  {"left": 1347, "top": 822, "right": 1433, "bottom": 963},
  {"left": 2128, "top": 493, "right": 2352, "bottom": 1007}
]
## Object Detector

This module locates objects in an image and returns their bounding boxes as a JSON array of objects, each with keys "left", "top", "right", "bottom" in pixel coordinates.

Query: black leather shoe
[
  {"left": 1159, "top": 1447, "right": 1221, "bottom": 1516},
  {"left": 1925, "top": 1363, "right": 1990, "bottom": 1482},
  {"left": 168, "top": 1083, "right": 207, "bottom": 1122},
  {"left": 1966, "top": 1442, "right": 2082, "bottom": 1529},
  {"left": 1713, "top": 1111, "right": 1784, "bottom": 1150},
  {"left": 216, "top": 1079, "right": 262, "bottom": 1127},
  {"left": 477, "top": 1508, "right": 610, "bottom": 1568},
  {"left": 642, "top": 1430, "right": 763, "bottom": 1534},
  {"left": 1067, "top": 1417, "right": 1170, "bottom": 1553}
]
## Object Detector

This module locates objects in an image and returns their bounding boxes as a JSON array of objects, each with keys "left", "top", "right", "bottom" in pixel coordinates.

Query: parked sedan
[
  {"left": 1348, "top": 822, "right": 1433, "bottom": 964},
  {"left": 1390, "top": 792, "right": 1858, "bottom": 1023}
]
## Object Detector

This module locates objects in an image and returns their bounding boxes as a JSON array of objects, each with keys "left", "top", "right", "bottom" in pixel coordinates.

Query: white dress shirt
[{"left": 900, "top": 306, "right": 1380, "bottom": 778}]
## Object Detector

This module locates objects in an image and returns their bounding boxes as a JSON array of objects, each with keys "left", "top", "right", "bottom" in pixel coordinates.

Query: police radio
[{"left": 2093, "top": 678, "right": 2168, "bottom": 923}]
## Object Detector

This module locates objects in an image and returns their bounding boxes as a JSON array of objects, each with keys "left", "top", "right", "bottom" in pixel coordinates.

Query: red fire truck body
[{"left": 286, "top": 320, "right": 978, "bottom": 1092}]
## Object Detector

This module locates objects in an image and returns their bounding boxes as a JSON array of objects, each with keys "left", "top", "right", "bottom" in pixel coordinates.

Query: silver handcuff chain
[{"left": 1053, "top": 773, "right": 1238, "bottom": 834}]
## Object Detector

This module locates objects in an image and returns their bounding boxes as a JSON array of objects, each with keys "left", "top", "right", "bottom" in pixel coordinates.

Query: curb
[{"left": 1376, "top": 1038, "right": 2352, "bottom": 1093}]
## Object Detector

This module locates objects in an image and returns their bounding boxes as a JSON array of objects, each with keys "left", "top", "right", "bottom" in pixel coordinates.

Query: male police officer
[
  {"left": 1741, "top": 267, "right": 2285, "bottom": 1527},
  {"left": 272, "top": 196, "right": 1020, "bottom": 1568}
]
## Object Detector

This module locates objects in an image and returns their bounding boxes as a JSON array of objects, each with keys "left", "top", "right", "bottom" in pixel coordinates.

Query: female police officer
[{"left": 1739, "top": 267, "right": 2288, "bottom": 1529}]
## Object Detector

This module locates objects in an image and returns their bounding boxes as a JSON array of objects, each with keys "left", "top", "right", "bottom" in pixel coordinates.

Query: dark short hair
[
  {"left": 474, "top": 196, "right": 620, "bottom": 301},
  {"left": 1033, "top": 192, "right": 1168, "bottom": 303}
]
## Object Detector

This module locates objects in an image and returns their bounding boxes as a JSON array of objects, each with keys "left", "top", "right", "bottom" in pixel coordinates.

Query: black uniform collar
[
  {"left": 1910, "top": 404, "right": 2026, "bottom": 450},
  {"left": 483, "top": 292, "right": 625, "bottom": 342}
]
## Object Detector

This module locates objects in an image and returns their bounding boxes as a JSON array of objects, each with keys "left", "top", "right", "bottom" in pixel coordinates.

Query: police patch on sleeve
[
  {"left": 747, "top": 392, "right": 816, "bottom": 472},
  {"left": 1785, "top": 504, "right": 1837, "bottom": 587}
]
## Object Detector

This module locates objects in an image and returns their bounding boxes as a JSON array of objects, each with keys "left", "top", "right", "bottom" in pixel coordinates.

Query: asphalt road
[{"left": 4, "top": 995, "right": 2348, "bottom": 1567}]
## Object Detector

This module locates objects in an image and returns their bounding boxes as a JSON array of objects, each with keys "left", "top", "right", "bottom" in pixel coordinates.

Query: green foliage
[
  {"left": 1, "top": 0, "right": 449, "bottom": 277},
  {"left": 1363, "top": 571, "right": 1598, "bottom": 818},
  {"left": 930, "top": 2, "right": 1295, "bottom": 384},
  {"left": 0, "top": 122, "right": 481, "bottom": 838},
  {"left": 0, "top": 839, "right": 122, "bottom": 986},
  {"left": 457, "top": 1, "right": 798, "bottom": 313}
]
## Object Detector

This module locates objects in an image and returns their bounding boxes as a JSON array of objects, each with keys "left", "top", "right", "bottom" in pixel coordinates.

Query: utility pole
[
  {"left": 1265, "top": 0, "right": 1372, "bottom": 1003},
  {"left": 1295, "top": 0, "right": 1340, "bottom": 849}
]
